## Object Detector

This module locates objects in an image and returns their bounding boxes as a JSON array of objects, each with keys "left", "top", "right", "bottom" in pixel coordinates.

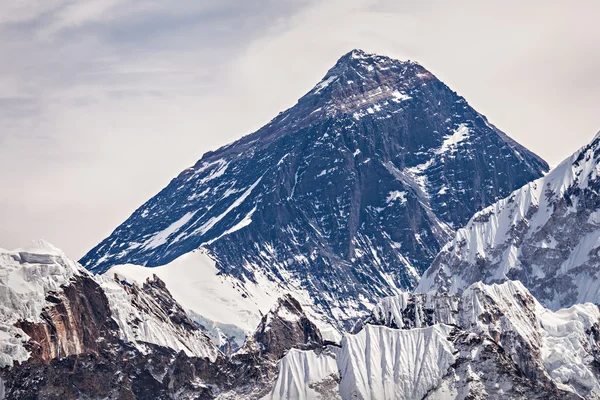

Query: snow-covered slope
[
  {"left": 262, "top": 348, "right": 340, "bottom": 400},
  {"left": 82, "top": 49, "right": 547, "bottom": 326},
  {"left": 417, "top": 131, "right": 600, "bottom": 311},
  {"left": 106, "top": 250, "right": 342, "bottom": 348},
  {"left": 106, "top": 250, "right": 279, "bottom": 338},
  {"left": 98, "top": 273, "right": 220, "bottom": 360},
  {"left": 264, "top": 324, "right": 457, "bottom": 400},
  {"left": 339, "top": 324, "right": 455, "bottom": 400}
]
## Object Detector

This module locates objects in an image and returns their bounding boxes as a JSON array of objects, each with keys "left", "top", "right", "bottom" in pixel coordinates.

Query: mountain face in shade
[
  {"left": 417, "top": 131, "right": 600, "bottom": 311},
  {"left": 80, "top": 49, "right": 548, "bottom": 323}
]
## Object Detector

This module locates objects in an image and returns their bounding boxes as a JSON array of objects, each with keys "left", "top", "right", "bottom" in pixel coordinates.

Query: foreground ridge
[{"left": 3, "top": 242, "right": 600, "bottom": 399}]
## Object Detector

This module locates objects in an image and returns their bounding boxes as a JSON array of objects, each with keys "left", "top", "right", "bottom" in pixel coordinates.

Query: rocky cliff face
[
  {"left": 417, "top": 131, "right": 600, "bottom": 311},
  {"left": 0, "top": 243, "right": 223, "bottom": 399},
  {"left": 15, "top": 273, "right": 115, "bottom": 364},
  {"left": 81, "top": 49, "right": 547, "bottom": 324},
  {"left": 240, "top": 294, "right": 324, "bottom": 362}
]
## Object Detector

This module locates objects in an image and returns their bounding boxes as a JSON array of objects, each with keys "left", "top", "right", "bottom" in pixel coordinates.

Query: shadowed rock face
[
  {"left": 81, "top": 49, "right": 548, "bottom": 324},
  {"left": 241, "top": 294, "right": 324, "bottom": 361},
  {"left": 2, "top": 274, "right": 188, "bottom": 399}
]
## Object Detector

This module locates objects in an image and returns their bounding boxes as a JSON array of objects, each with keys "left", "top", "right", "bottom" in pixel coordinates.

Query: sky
[{"left": 1, "top": 0, "right": 599, "bottom": 259}]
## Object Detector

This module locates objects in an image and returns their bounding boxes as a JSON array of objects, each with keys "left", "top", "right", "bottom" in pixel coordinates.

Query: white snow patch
[
  {"left": 391, "top": 90, "right": 412, "bottom": 102},
  {"left": 143, "top": 211, "right": 195, "bottom": 250},
  {"left": 203, "top": 206, "right": 257, "bottom": 245},
  {"left": 192, "top": 176, "right": 263, "bottom": 237},
  {"left": 195, "top": 159, "right": 229, "bottom": 185},
  {"left": 313, "top": 75, "right": 337, "bottom": 94},
  {"left": 435, "top": 124, "right": 470, "bottom": 155},
  {"left": 386, "top": 190, "right": 407, "bottom": 205}
]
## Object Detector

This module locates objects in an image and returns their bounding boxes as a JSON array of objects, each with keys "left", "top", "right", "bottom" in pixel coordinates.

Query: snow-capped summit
[
  {"left": 417, "top": 130, "right": 600, "bottom": 311},
  {"left": 80, "top": 50, "right": 548, "bottom": 326},
  {"left": 0, "top": 241, "right": 81, "bottom": 366}
]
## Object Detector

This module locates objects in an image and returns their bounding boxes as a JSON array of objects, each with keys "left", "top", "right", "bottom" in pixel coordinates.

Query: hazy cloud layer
[{"left": 1, "top": 0, "right": 599, "bottom": 258}]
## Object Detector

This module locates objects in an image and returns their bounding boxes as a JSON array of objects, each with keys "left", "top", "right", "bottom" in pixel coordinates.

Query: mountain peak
[
  {"left": 81, "top": 49, "right": 548, "bottom": 328},
  {"left": 337, "top": 48, "right": 381, "bottom": 63},
  {"left": 292, "top": 50, "right": 434, "bottom": 127},
  {"left": 317, "top": 49, "right": 424, "bottom": 87},
  {"left": 334, "top": 48, "right": 419, "bottom": 68}
]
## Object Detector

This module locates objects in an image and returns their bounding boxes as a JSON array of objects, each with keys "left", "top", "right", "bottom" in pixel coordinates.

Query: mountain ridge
[
  {"left": 80, "top": 49, "right": 548, "bottom": 326},
  {"left": 416, "top": 129, "right": 600, "bottom": 312}
]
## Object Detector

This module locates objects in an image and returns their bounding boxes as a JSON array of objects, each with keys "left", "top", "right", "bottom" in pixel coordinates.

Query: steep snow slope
[
  {"left": 106, "top": 250, "right": 278, "bottom": 335},
  {"left": 106, "top": 250, "right": 342, "bottom": 347},
  {"left": 82, "top": 49, "right": 547, "bottom": 325},
  {"left": 98, "top": 274, "right": 220, "bottom": 360},
  {"left": 262, "top": 348, "right": 340, "bottom": 400},
  {"left": 263, "top": 325, "right": 457, "bottom": 400},
  {"left": 338, "top": 324, "right": 455, "bottom": 400},
  {"left": 417, "top": 131, "right": 600, "bottom": 310}
]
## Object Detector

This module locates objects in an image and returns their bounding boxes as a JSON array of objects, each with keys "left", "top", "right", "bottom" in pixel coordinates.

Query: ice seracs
[
  {"left": 265, "top": 280, "right": 600, "bottom": 399},
  {"left": 338, "top": 324, "right": 455, "bottom": 400},
  {"left": 262, "top": 348, "right": 339, "bottom": 400}
]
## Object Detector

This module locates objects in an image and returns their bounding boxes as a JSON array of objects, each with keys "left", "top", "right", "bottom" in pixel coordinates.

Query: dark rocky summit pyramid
[{"left": 81, "top": 49, "right": 548, "bottom": 322}]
